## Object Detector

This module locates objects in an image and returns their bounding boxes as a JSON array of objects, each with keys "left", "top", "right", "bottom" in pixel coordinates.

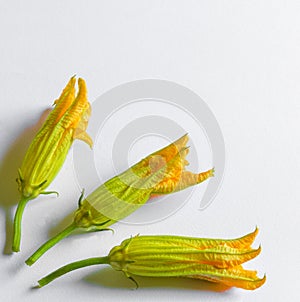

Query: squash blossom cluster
[
  {"left": 26, "top": 134, "right": 214, "bottom": 265},
  {"left": 10, "top": 76, "right": 265, "bottom": 293},
  {"left": 38, "top": 229, "right": 265, "bottom": 290},
  {"left": 12, "top": 77, "right": 93, "bottom": 252}
]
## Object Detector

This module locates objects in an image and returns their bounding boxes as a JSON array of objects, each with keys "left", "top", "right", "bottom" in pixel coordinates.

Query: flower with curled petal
[
  {"left": 12, "top": 77, "right": 92, "bottom": 252},
  {"left": 37, "top": 229, "right": 265, "bottom": 290},
  {"left": 26, "top": 134, "right": 214, "bottom": 265}
]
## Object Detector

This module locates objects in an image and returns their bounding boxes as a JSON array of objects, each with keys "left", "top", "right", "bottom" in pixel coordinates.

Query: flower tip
[
  {"left": 246, "top": 226, "right": 259, "bottom": 244},
  {"left": 77, "top": 77, "right": 86, "bottom": 87},
  {"left": 251, "top": 244, "right": 262, "bottom": 259},
  {"left": 74, "top": 77, "right": 88, "bottom": 103},
  {"left": 257, "top": 244, "right": 262, "bottom": 253},
  {"left": 181, "top": 133, "right": 189, "bottom": 142},
  {"left": 252, "top": 274, "right": 266, "bottom": 290},
  {"left": 252, "top": 226, "right": 259, "bottom": 240},
  {"left": 53, "top": 76, "right": 76, "bottom": 106},
  {"left": 173, "top": 133, "right": 189, "bottom": 150}
]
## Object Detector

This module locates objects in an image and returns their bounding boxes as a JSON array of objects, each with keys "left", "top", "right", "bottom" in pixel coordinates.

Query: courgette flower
[
  {"left": 37, "top": 229, "right": 265, "bottom": 290},
  {"left": 12, "top": 77, "right": 92, "bottom": 252},
  {"left": 26, "top": 134, "right": 213, "bottom": 265}
]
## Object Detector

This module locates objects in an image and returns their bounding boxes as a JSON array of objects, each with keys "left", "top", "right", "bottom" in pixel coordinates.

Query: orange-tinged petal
[
  {"left": 51, "top": 76, "right": 76, "bottom": 124},
  {"left": 190, "top": 265, "right": 267, "bottom": 290},
  {"left": 223, "top": 227, "right": 259, "bottom": 249},
  {"left": 130, "top": 134, "right": 214, "bottom": 195},
  {"left": 152, "top": 168, "right": 214, "bottom": 194},
  {"left": 151, "top": 134, "right": 189, "bottom": 164},
  {"left": 130, "top": 134, "right": 189, "bottom": 179}
]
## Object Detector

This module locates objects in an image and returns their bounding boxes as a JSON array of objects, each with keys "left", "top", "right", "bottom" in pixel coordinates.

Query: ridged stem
[
  {"left": 38, "top": 256, "right": 109, "bottom": 287},
  {"left": 12, "top": 197, "right": 30, "bottom": 252}
]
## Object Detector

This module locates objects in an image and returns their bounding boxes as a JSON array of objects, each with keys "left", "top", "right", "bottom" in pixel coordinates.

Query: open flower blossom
[
  {"left": 26, "top": 134, "right": 214, "bottom": 265},
  {"left": 37, "top": 229, "right": 265, "bottom": 290},
  {"left": 12, "top": 77, "right": 92, "bottom": 252}
]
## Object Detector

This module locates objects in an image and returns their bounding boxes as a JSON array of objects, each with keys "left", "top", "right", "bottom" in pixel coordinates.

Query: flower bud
[
  {"left": 38, "top": 229, "right": 265, "bottom": 290},
  {"left": 107, "top": 229, "right": 265, "bottom": 290},
  {"left": 13, "top": 77, "right": 92, "bottom": 252}
]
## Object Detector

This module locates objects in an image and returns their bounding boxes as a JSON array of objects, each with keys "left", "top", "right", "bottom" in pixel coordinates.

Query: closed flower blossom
[
  {"left": 26, "top": 134, "right": 214, "bottom": 265},
  {"left": 12, "top": 77, "right": 92, "bottom": 252},
  {"left": 37, "top": 229, "right": 265, "bottom": 290}
]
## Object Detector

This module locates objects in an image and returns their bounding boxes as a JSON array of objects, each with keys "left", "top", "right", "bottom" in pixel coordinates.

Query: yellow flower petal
[
  {"left": 130, "top": 134, "right": 214, "bottom": 195},
  {"left": 188, "top": 266, "right": 266, "bottom": 290}
]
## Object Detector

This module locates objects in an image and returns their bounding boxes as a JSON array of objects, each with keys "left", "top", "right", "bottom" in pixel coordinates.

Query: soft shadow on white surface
[{"left": 47, "top": 211, "right": 75, "bottom": 238}]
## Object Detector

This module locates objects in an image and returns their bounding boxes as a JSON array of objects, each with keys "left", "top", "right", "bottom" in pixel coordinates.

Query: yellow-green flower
[
  {"left": 26, "top": 134, "right": 214, "bottom": 265},
  {"left": 37, "top": 229, "right": 265, "bottom": 290},
  {"left": 12, "top": 77, "right": 92, "bottom": 252}
]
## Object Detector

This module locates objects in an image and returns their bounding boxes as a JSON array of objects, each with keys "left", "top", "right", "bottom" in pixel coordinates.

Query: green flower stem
[
  {"left": 38, "top": 256, "right": 109, "bottom": 287},
  {"left": 26, "top": 223, "right": 77, "bottom": 266},
  {"left": 12, "top": 197, "right": 30, "bottom": 252}
]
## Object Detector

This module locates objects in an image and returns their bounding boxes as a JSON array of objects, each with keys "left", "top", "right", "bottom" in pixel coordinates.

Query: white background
[{"left": 0, "top": 1, "right": 300, "bottom": 301}]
